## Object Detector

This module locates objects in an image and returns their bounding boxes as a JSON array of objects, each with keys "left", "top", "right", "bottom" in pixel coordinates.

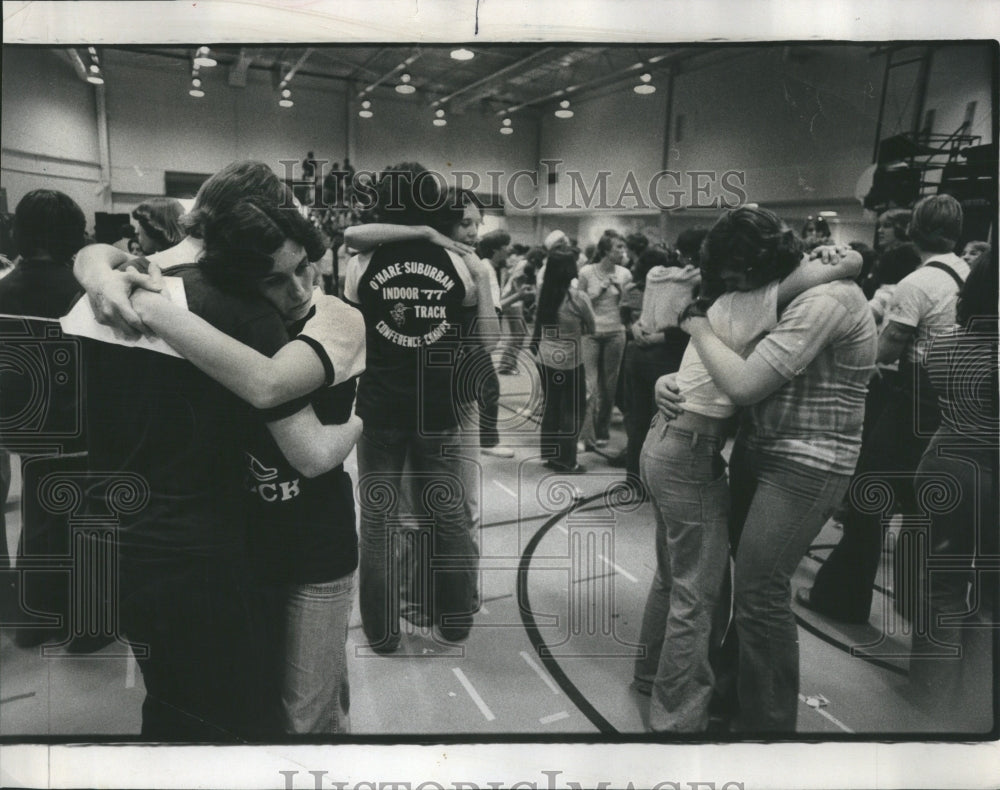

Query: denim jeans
[
  {"left": 635, "top": 417, "right": 731, "bottom": 731},
  {"left": 357, "top": 425, "right": 478, "bottom": 650},
  {"left": 580, "top": 330, "right": 626, "bottom": 444},
  {"left": 539, "top": 364, "right": 586, "bottom": 468},
  {"left": 275, "top": 574, "right": 355, "bottom": 734},
  {"left": 725, "top": 441, "right": 850, "bottom": 732}
]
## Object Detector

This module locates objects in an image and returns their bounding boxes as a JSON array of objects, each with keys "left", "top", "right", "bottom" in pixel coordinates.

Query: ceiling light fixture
[
  {"left": 279, "top": 88, "right": 294, "bottom": 108},
  {"left": 554, "top": 99, "right": 574, "bottom": 119},
  {"left": 189, "top": 76, "right": 204, "bottom": 98},
  {"left": 633, "top": 73, "right": 656, "bottom": 95},
  {"left": 194, "top": 46, "right": 217, "bottom": 68},
  {"left": 818, "top": 210, "right": 839, "bottom": 218},
  {"left": 450, "top": 48, "right": 474, "bottom": 61},
  {"left": 395, "top": 73, "right": 416, "bottom": 94},
  {"left": 433, "top": 108, "right": 447, "bottom": 127},
  {"left": 358, "top": 100, "right": 373, "bottom": 119},
  {"left": 500, "top": 117, "right": 513, "bottom": 135}
]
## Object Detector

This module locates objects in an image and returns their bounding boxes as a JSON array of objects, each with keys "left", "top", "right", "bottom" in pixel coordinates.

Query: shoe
[
  {"left": 594, "top": 438, "right": 609, "bottom": 448},
  {"left": 369, "top": 633, "right": 402, "bottom": 655},
  {"left": 794, "top": 588, "right": 868, "bottom": 625},
  {"left": 438, "top": 614, "right": 473, "bottom": 643},
  {"left": 543, "top": 460, "right": 587, "bottom": 475},
  {"left": 482, "top": 445, "right": 515, "bottom": 458},
  {"left": 497, "top": 367, "right": 519, "bottom": 375},
  {"left": 607, "top": 452, "right": 627, "bottom": 468}
]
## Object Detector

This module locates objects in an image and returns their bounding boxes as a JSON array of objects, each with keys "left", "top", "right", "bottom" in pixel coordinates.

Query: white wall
[{"left": 1, "top": 47, "right": 103, "bottom": 221}]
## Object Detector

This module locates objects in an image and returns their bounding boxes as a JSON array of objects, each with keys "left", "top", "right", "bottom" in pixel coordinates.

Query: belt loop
[{"left": 690, "top": 430, "right": 699, "bottom": 449}]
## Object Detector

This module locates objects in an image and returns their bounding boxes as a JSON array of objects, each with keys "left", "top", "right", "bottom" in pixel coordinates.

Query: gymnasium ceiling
[{"left": 91, "top": 43, "right": 740, "bottom": 117}]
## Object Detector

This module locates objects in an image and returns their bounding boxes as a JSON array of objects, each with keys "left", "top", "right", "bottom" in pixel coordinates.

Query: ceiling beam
[
  {"left": 430, "top": 47, "right": 558, "bottom": 110},
  {"left": 279, "top": 47, "right": 315, "bottom": 89},
  {"left": 357, "top": 49, "right": 422, "bottom": 99},
  {"left": 496, "top": 49, "right": 683, "bottom": 116},
  {"left": 62, "top": 47, "right": 90, "bottom": 81}
]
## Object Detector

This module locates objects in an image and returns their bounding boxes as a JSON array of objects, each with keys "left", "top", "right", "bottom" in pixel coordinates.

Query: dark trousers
[
  {"left": 119, "top": 553, "right": 265, "bottom": 742},
  {"left": 809, "top": 388, "right": 932, "bottom": 622},
  {"left": 909, "top": 435, "right": 997, "bottom": 724},
  {"left": 622, "top": 332, "right": 689, "bottom": 482},
  {"left": 459, "top": 342, "right": 501, "bottom": 449},
  {"left": 540, "top": 364, "right": 586, "bottom": 468}
]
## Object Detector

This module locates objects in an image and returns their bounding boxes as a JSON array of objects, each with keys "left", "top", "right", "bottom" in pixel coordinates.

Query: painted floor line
[
  {"left": 555, "top": 523, "right": 569, "bottom": 535},
  {"left": 539, "top": 711, "right": 570, "bottom": 725},
  {"left": 599, "top": 554, "right": 638, "bottom": 583},
  {"left": 519, "top": 650, "right": 561, "bottom": 695},
  {"left": 798, "top": 693, "right": 854, "bottom": 733},
  {"left": 452, "top": 667, "right": 496, "bottom": 721},
  {"left": 493, "top": 480, "right": 519, "bottom": 500}
]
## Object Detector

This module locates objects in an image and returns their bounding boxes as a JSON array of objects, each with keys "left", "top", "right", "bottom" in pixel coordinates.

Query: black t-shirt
[
  {"left": 0, "top": 258, "right": 82, "bottom": 319},
  {"left": 244, "top": 295, "right": 366, "bottom": 584},
  {"left": 345, "top": 240, "right": 468, "bottom": 431},
  {"left": 84, "top": 262, "right": 289, "bottom": 559}
]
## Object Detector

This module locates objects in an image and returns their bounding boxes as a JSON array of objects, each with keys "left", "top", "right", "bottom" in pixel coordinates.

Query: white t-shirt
[
  {"left": 674, "top": 282, "right": 779, "bottom": 419},
  {"left": 884, "top": 252, "right": 969, "bottom": 364}
]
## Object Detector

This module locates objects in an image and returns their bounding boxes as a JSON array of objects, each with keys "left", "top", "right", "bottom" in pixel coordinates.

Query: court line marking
[
  {"left": 599, "top": 554, "right": 638, "bottom": 583},
  {"left": 0, "top": 692, "right": 36, "bottom": 705},
  {"left": 125, "top": 650, "right": 136, "bottom": 689},
  {"left": 540, "top": 711, "right": 570, "bottom": 724},
  {"left": 493, "top": 481, "right": 519, "bottom": 500},
  {"left": 519, "top": 650, "right": 561, "bottom": 695},
  {"left": 798, "top": 693, "right": 853, "bottom": 733},
  {"left": 452, "top": 667, "right": 496, "bottom": 721}
]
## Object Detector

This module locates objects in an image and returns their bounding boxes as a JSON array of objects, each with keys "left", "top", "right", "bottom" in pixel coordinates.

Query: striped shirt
[{"left": 740, "top": 280, "right": 878, "bottom": 475}]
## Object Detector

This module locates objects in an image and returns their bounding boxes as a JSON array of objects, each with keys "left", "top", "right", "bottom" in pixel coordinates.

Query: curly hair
[
  {"left": 199, "top": 199, "right": 324, "bottom": 295},
  {"left": 701, "top": 207, "right": 804, "bottom": 289},
  {"left": 181, "top": 161, "right": 294, "bottom": 240},
  {"left": 133, "top": 197, "right": 185, "bottom": 253}
]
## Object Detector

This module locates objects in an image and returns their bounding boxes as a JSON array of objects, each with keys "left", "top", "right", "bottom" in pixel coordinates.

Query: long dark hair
[
  {"left": 956, "top": 250, "right": 998, "bottom": 330},
  {"left": 531, "top": 247, "right": 580, "bottom": 352},
  {"left": 701, "top": 207, "right": 804, "bottom": 291}
]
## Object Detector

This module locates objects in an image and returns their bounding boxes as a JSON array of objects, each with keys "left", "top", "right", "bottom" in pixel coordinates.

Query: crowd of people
[{"left": 0, "top": 157, "right": 995, "bottom": 739}]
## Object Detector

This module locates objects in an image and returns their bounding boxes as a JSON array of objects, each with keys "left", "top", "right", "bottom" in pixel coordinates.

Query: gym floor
[{"left": 0, "top": 365, "right": 994, "bottom": 739}]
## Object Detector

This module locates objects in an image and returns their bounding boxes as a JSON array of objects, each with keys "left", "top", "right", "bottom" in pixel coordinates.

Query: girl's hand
[
  {"left": 654, "top": 374, "right": 685, "bottom": 420},
  {"left": 423, "top": 226, "right": 475, "bottom": 257},
  {"left": 129, "top": 286, "right": 171, "bottom": 328},
  {"left": 680, "top": 313, "right": 710, "bottom": 337},
  {"left": 803, "top": 247, "right": 863, "bottom": 281}
]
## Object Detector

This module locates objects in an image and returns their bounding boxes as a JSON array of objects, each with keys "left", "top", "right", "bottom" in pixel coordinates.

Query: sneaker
[
  {"left": 594, "top": 438, "right": 609, "bottom": 448},
  {"left": 437, "top": 614, "right": 473, "bottom": 643},
  {"left": 497, "top": 367, "right": 519, "bottom": 375},
  {"left": 482, "top": 445, "right": 515, "bottom": 458}
]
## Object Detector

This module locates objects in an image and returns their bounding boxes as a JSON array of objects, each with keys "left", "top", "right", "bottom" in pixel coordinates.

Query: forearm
[
  {"left": 777, "top": 251, "right": 863, "bottom": 309},
  {"left": 295, "top": 419, "right": 363, "bottom": 477},
  {"left": 344, "top": 223, "right": 428, "bottom": 252},
  {"left": 73, "top": 244, "right": 132, "bottom": 289},
  {"left": 138, "top": 299, "right": 323, "bottom": 408}
]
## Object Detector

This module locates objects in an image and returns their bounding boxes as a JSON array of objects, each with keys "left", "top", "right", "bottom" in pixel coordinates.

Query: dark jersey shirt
[
  {"left": 345, "top": 240, "right": 468, "bottom": 431},
  {"left": 244, "top": 295, "right": 365, "bottom": 584},
  {"left": 0, "top": 258, "right": 81, "bottom": 319},
  {"left": 84, "top": 262, "right": 289, "bottom": 559}
]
